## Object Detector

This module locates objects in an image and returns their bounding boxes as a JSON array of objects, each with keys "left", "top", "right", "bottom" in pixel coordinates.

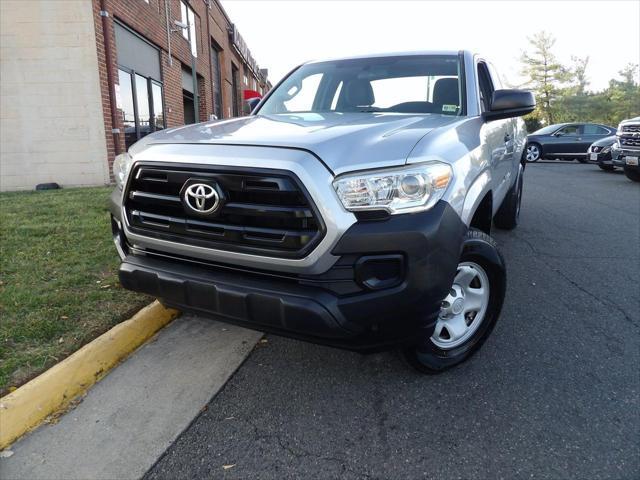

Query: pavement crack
[{"left": 547, "top": 263, "right": 639, "bottom": 329}]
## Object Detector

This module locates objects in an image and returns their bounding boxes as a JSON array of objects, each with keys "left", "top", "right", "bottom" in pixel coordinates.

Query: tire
[
  {"left": 624, "top": 166, "right": 640, "bottom": 182},
  {"left": 494, "top": 166, "right": 523, "bottom": 230},
  {"left": 577, "top": 157, "right": 588, "bottom": 164},
  {"left": 525, "top": 143, "right": 541, "bottom": 162},
  {"left": 403, "top": 230, "right": 506, "bottom": 374},
  {"left": 598, "top": 164, "right": 615, "bottom": 172}
]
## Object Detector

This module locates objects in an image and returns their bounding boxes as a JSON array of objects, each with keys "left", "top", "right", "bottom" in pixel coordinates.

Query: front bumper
[
  {"left": 612, "top": 148, "right": 640, "bottom": 168},
  {"left": 111, "top": 196, "right": 467, "bottom": 352},
  {"left": 587, "top": 150, "right": 613, "bottom": 165}
]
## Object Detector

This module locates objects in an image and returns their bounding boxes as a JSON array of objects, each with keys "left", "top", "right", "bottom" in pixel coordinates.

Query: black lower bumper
[{"left": 114, "top": 200, "right": 467, "bottom": 352}]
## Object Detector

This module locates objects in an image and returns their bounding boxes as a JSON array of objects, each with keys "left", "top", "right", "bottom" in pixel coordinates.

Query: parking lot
[{"left": 144, "top": 162, "right": 639, "bottom": 479}]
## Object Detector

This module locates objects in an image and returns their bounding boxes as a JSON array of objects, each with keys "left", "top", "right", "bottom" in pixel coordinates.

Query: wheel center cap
[{"left": 452, "top": 298, "right": 464, "bottom": 315}]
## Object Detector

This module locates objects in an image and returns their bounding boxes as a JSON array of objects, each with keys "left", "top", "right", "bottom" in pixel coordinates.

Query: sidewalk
[{"left": 1, "top": 315, "right": 262, "bottom": 480}]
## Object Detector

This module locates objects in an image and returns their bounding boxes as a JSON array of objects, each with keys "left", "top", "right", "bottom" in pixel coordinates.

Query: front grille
[
  {"left": 591, "top": 146, "right": 601, "bottom": 153},
  {"left": 124, "top": 163, "right": 325, "bottom": 258},
  {"left": 619, "top": 136, "right": 640, "bottom": 148},
  {"left": 622, "top": 124, "right": 640, "bottom": 133}
]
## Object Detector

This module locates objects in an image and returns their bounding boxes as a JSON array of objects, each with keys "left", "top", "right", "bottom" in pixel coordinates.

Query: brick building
[{"left": 0, "top": 0, "right": 270, "bottom": 191}]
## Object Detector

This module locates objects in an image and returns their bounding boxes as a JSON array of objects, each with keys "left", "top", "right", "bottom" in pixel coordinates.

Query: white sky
[{"left": 221, "top": 0, "right": 640, "bottom": 92}]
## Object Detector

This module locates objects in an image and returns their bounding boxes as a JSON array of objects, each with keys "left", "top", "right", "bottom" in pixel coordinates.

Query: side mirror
[
  {"left": 483, "top": 89, "right": 535, "bottom": 121},
  {"left": 247, "top": 97, "right": 262, "bottom": 113}
]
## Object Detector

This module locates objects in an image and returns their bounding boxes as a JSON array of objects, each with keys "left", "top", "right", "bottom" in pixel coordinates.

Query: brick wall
[{"left": 93, "top": 0, "right": 271, "bottom": 177}]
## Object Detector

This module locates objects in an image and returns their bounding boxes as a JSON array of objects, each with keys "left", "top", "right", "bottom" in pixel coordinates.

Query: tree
[{"left": 519, "top": 31, "right": 571, "bottom": 124}]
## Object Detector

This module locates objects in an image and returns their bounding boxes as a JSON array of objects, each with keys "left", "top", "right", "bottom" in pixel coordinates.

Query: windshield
[{"left": 258, "top": 55, "right": 464, "bottom": 116}]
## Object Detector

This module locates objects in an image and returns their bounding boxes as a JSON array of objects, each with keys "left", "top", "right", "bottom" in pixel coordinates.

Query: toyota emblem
[{"left": 183, "top": 183, "right": 220, "bottom": 214}]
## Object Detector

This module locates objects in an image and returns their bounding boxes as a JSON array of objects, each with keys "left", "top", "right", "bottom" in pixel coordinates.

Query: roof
[{"left": 305, "top": 50, "right": 466, "bottom": 65}]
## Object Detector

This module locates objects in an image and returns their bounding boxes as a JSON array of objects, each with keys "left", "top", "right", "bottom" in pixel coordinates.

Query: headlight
[
  {"left": 113, "top": 152, "right": 133, "bottom": 190},
  {"left": 333, "top": 162, "right": 452, "bottom": 214}
]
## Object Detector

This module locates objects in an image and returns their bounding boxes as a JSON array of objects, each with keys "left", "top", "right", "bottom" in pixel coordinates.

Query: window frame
[
  {"left": 117, "top": 65, "right": 165, "bottom": 148},
  {"left": 180, "top": 0, "right": 198, "bottom": 57}
]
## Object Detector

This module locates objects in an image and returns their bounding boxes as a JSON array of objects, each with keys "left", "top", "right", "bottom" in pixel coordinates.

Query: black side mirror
[
  {"left": 247, "top": 97, "right": 262, "bottom": 113},
  {"left": 483, "top": 89, "right": 535, "bottom": 121}
]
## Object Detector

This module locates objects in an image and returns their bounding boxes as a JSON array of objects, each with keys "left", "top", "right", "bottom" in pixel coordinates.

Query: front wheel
[
  {"left": 624, "top": 166, "right": 640, "bottom": 182},
  {"left": 598, "top": 164, "right": 615, "bottom": 172},
  {"left": 403, "top": 230, "right": 506, "bottom": 374},
  {"left": 525, "top": 143, "right": 541, "bottom": 162}
]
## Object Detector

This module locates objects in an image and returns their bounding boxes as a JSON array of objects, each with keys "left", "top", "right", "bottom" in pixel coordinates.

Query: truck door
[{"left": 478, "top": 61, "right": 512, "bottom": 206}]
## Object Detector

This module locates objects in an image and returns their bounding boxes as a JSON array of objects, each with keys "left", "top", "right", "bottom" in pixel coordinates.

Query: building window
[
  {"left": 180, "top": 1, "right": 198, "bottom": 57},
  {"left": 243, "top": 74, "right": 248, "bottom": 86},
  {"left": 118, "top": 68, "right": 165, "bottom": 150},
  {"left": 211, "top": 42, "right": 223, "bottom": 118}
]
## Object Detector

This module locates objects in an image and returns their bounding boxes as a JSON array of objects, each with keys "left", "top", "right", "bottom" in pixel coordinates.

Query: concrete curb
[{"left": 0, "top": 300, "right": 179, "bottom": 450}]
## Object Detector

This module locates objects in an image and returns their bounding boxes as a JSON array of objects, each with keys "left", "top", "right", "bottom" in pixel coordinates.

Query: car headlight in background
[
  {"left": 113, "top": 152, "right": 133, "bottom": 190},
  {"left": 333, "top": 162, "right": 453, "bottom": 214}
]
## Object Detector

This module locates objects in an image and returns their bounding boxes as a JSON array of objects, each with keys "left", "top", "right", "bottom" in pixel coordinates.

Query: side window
[
  {"left": 556, "top": 125, "right": 581, "bottom": 136},
  {"left": 477, "top": 62, "right": 494, "bottom": 113},
  {"left": 583, "top": 124, "right": 609, "bottom": 135}
]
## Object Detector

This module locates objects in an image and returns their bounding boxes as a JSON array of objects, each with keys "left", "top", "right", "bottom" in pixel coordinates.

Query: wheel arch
[{"left": 460, "top": 169, "right": 493, "bottom": 234}]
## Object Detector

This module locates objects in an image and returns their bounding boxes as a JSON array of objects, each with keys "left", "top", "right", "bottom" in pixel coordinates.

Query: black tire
[
  {"left": 403, "top": 230, "right": 506, "bottom": 374},
  {"left": 494, "top": 166, "right": 523, "bottom": 230},
  {"left": 577, "top": 157, "right": 588, "bottom": 164},
  {"left": 525, "top": 143, "right": 541, "bottom": 162},
  {"left": 598, "top": 164, "right": 615, "bottom": 172},
  {"left": 624, "top": 166, "right": 640, "bottom": 182}
]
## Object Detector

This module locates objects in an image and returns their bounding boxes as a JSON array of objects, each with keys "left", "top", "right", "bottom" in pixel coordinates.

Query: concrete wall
[{"left": 0, "top": 0, "right": 109, "bottom": 191}]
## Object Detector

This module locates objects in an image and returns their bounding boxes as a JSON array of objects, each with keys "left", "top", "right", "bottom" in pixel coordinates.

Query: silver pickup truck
[
  {"left": 612, "top": 116, "right": 640, "bottom": 182},
  {"left": 109, "top": 51, "right": 534, "bottom": 373}
]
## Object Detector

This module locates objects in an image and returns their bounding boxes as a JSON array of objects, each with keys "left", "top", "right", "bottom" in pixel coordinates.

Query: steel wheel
[
  {"left": 431, "top": 261, "right": 490, "bottom": 350},
  {"left": 526, "top": 144, "right": 541, "bottom": 162}
]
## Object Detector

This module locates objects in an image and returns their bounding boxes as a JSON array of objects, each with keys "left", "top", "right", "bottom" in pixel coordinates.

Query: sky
[{"left": 221, "top": 0, "right": 640, "bottom": 91}]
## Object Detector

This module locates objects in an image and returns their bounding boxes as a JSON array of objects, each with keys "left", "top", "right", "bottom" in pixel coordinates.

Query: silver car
[{"left": 110, "top": 51, "right": 535, "bottom": 373}]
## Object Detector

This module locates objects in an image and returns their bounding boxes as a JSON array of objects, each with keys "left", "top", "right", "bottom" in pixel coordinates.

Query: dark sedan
[
  {"left": 587, "top": 135, "right": 618, "bottom": 171},
  {"left": 526, "top": 123, "right": 616, "bottom": 163}
]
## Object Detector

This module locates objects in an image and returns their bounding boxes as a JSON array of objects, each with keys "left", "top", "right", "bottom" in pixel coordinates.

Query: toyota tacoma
[
  {"left": 109, "top": 51, "right": 535, "bottom": 373},
  {"left": 612, "top": 116, "right": 640, "bottom": 182}
]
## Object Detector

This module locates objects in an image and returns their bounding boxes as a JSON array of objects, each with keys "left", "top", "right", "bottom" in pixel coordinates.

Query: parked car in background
[
  {"left": 526, "top": 123, "right": 616, "bottom": 163},
  {"left": 587, "top": 135, "right": 618, "bottom": 171},
  {"left": 613, "top": 116, "right": 640, "bottom": 182}
]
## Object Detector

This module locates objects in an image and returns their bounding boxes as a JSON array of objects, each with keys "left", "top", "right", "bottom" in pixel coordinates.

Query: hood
[
  {"left": 592, "top": 135, "right": 617, "bottom": 147},
  {"left": 130, "top": 112, "right": 462, "bottom": 174}
]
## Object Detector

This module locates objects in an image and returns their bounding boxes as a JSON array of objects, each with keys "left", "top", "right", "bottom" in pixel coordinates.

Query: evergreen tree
[{"left": 520, "top": 31, "right": 571, "bottom": 124}]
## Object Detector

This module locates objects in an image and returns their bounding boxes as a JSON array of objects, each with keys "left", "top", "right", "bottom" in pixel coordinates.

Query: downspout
[
  {"left": 204, "top": 0, "right": 216, "bottom": 118},
  {"left": 164, "top": 0, "right": 173, "bottom": 67},
  {"left": 99, "top": 0, "right": 120, "bottom": 156}
]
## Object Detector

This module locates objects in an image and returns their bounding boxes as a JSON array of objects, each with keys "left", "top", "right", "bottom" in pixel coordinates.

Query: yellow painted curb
[{"left": 0, "top": 300, "right": 179, "bottom": 449}]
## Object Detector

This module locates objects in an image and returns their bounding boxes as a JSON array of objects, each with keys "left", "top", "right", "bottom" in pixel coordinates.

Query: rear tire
[
  {"left": 403, "top": 230, "right": 506, "bottom": 374},
  {"left": 624, "top": 166, "right": 640, "bottom": 182},
  {"left": 598, "top": 164, "right": 615, "bottom": 172},
  {"left": 494, "top": 166, "right": 523, "bottom": 230}
]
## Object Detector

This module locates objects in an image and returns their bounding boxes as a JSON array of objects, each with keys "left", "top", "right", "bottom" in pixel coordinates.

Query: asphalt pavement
[{"left": 145, "top": 162, "right": 640, "bottom": 480}]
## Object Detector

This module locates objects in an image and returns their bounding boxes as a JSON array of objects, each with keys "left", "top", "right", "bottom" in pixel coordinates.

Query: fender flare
[{"left": 460, "top": 169, "right": 492, "bottom": 226}]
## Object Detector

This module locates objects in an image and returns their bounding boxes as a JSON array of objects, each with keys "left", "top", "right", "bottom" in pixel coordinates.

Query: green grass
[{"left": 0, "top": 187, "right": 150, "bottom": 395}]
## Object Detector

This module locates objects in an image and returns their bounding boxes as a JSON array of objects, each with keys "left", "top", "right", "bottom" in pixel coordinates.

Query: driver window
[
  {"left": 556, "top": 125, "right": 580, "bottom": 136},
  {"left": 282, "top": 73, "right": 323, "bottom": 112}
]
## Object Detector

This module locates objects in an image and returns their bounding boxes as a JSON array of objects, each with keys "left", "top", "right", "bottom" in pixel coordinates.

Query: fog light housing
[{"left": 355, "top": 254, "right": 405, "bottom": 290}]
